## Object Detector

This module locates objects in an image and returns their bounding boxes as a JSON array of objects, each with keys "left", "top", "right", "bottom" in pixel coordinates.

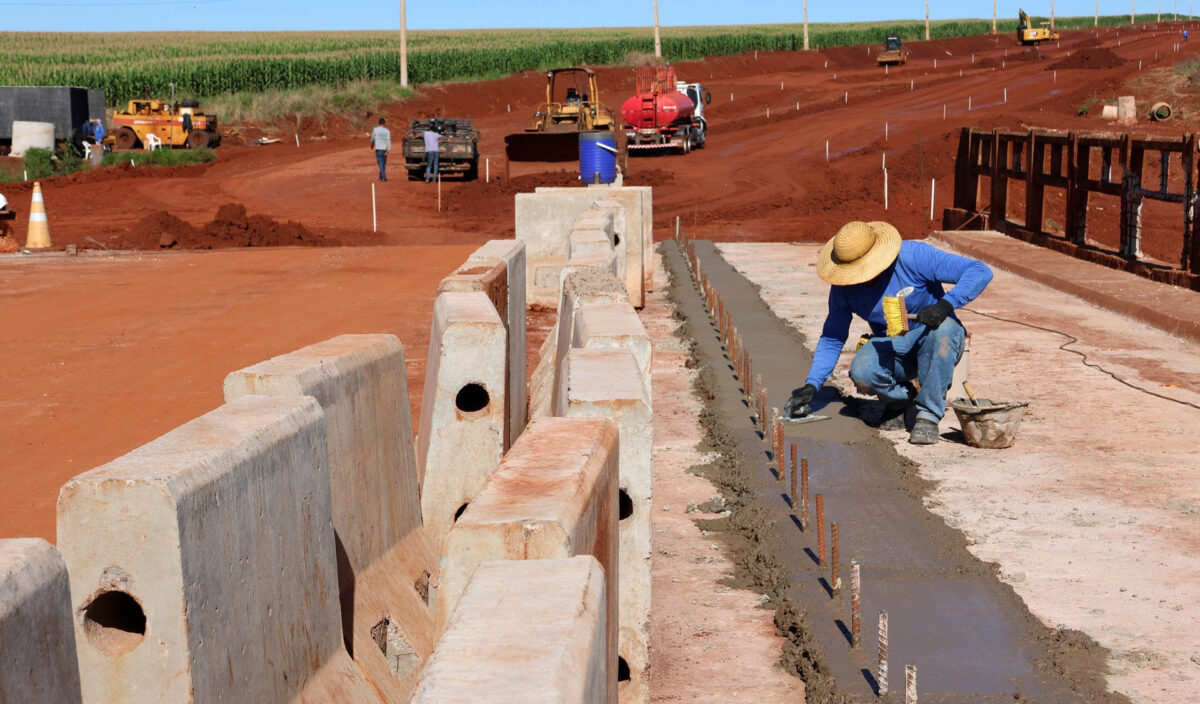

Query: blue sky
[{"left": 0, "top": 0, "right": 1190, "bottom": 32}]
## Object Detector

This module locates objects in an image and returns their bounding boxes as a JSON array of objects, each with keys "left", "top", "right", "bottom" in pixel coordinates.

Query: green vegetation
[
  {"left": 0, "top": 15, "right": 1173, "bottom": 105},
  {"left": 203, "top": 80, "right": 413, "bottom": 124},
  {"left": 12, "top": 144, "right": 86, "bottom": 181},
  {"left": 101, "top": 147, "right": 217, "bottom": 168}
]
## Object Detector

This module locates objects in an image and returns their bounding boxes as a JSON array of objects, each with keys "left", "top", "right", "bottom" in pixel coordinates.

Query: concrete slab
[
  {"left": 0, "top": 538, "right": 81, "bottom": 704},
  {"left": 467, "top": 239, "right": 528, "bottom": 446},
  {"left": 574, "top": 204, "right": 627, "bottom": 286},
  {"left": 557, "top": 348, "right": 653, "bottom": 704},
  {"left": 571, "top": 302, "right": 653, "bottom": 392},
  {"left": 57, "top": 395, "right": 382, "bottom": 704},
  {"left": 223, "top": 334, "right": 434, "bottom": 700},
  {"left": 436, "top": 417, "right": 619, "bottom": 668},
  {"left": 412, "top": 557, "right": 610, "bottom": 704},
  {"left": 417, "top": 291, "right": 507, "bottom": 551},
  {"left": 438, "top": 260, "right": 512, "bottom": 448}
]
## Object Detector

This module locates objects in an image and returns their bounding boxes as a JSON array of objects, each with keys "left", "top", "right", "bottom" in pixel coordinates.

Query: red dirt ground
[{"left": 1, "top": 21, "right": 1197, "bottom": 542}]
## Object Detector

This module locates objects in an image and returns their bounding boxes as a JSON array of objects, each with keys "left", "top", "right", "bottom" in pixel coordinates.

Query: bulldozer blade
[{"left": 504, "top": 131, "right": 583, "bottom": 163}]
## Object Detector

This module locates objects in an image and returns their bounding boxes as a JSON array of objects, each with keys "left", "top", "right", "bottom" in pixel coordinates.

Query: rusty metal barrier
[{"left": 944, "top": 126, "right": 1200, "bottom": 289}]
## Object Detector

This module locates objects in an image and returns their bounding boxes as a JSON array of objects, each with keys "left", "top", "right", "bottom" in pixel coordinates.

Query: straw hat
[{"left": 816, "top": 221, "right": 902, "bottom": 286}]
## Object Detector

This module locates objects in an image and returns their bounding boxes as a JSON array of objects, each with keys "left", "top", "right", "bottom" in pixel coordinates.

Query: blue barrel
[{"left": 578, "top": 131, "right": 617, "bottom": 184}]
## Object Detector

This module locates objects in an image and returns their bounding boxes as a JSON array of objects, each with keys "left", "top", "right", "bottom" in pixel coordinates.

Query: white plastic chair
[
  {"left": 144, "top": 133, "right": 162, "bottom": 151},
  {"left": 82, "top": 142, "right": 94, "bottom": 159}
]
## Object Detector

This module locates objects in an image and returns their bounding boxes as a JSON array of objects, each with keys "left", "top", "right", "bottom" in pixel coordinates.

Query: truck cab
[{"left": 676, "top": 81, "right": 711, "bottom": 150}]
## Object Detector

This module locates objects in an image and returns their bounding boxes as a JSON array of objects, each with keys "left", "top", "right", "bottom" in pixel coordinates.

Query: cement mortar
[{"left": 663, "top": 241, "right": 1125, "bottom": 703}]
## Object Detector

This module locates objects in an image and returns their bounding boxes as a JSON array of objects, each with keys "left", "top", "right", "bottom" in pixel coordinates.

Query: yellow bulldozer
[
  {"left": 1018, "top": 9, "right": 1060, "bottom": 45},
  {"left": 111, "top": 99, "right": 220, "bottom": 150},
  {"left": 504, "top": 67, "right": 617, "bottom": 164}
]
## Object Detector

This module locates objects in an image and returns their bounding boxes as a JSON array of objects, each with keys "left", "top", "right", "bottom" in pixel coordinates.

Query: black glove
[
  {"left": 783, "top": 384, "right": 817, "bottom": 418},
  {"left": 916, "top": 299, "right": 954, "bottom": 329}
]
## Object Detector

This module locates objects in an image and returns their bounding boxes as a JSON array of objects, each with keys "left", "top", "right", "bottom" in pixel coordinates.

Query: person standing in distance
[
  {"left": 422, "top": 125, "right": 442, "bottom": 183},
  {"left": 370, "top": 118, "right": 391, "bottom": 182}
]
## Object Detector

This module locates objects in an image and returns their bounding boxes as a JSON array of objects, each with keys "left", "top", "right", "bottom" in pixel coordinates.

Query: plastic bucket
[
  {"left": 578, "top": 131, "right": 617, "bottom": 184},
  {"left": 949, "top": 398, "right": 1029, "bottom": 449}
]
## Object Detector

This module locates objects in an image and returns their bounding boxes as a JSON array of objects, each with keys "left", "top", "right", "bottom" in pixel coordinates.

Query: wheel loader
[
  {"left": 504, "top": 67, "right": 618, "bottom": 164},
  {"left": 876, "top": 35, "right": 910, "bottom": 66},
  {"left": 111, "top": 99, "right": 220, "bottom": 150}
]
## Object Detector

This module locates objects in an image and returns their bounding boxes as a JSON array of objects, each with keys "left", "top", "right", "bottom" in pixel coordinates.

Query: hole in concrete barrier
[
  {"left": 414, "top": 571, "right": 431, "bottom": 603},
  {"left": 370, "top": 617, "right": 422, "bottom": 679},
  {"left": 81, "top": 590, "right": 146, "bottom": 656},
  {"left": 617, "top": 656, "right": 631, "bottom": 683},
  {"left": 619, "top": 489, "right": 633, "bottom": 521},
  {"left": 613, "top": 233, "right": 621, "bottom": 247},
  {"left": 453, "top": 502, "right": 470, "bottom": 523},
  {"left": 455, "top": 383, "right": 490, "bottom": 415}
]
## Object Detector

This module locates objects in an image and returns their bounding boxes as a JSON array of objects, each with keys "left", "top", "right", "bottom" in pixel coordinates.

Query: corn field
[{"left": 0, "top": 16, "right": 1171, "bottom": 105}]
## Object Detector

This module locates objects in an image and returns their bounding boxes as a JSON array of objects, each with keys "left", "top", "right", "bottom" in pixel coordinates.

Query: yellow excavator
[
  {"left": 1018, "top": 9, "right": 1060, "bottom": 45},
  {"left": 504, "top": 67, "right": 616, "bottom": 164}
]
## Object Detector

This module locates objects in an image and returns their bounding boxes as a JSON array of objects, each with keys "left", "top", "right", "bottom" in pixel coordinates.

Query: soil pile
[
  {"left": 1048, "top": 48, "right": 1124, "bottom": 70},
  {"left": 130, "top": 203, "right": 333, "bottom": 250}
]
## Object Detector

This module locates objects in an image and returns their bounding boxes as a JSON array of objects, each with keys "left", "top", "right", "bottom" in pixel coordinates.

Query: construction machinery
[
  {"left": 1017, "top": 9, "right": 1059, "bottom": 45},
  {"left": 111, "top": 99, "right": 220, "bottom": 150},
  {"left": 620, "top": 65, "right": 711, "bottom": 154},
  {"left": 876, "top": 35, "right": 910, "bottom": 66},
  {"left": 504, "top": 67, "right": 616, "bottom": 164},
  {"left": 401, "top": 118, "right": 481, "bottom": 180}
]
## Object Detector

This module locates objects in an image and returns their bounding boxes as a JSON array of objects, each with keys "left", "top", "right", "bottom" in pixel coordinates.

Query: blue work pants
[
  {"left": 425, "top": 151, "right": 440, "bottom": 181},
  {"left": 375, "top": 150, "right": 388, "bottom": 181},
  {"left": 849, "top": 318, "right": 966, "bottom": 422}
]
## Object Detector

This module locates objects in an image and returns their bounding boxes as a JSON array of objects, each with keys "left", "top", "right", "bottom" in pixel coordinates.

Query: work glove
[
  {"left": 783, "top": 384, "right": 818, "bottom": 419},
  {"left": 916, "top": 299, "right": 954, "bottom": 329}
]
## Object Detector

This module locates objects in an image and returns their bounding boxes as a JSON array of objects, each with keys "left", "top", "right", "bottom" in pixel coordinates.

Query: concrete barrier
[
  {"left": 223, "top": 334, "right": 435, "bottom": 700},
  {"left": 467, "top": 239, "right": 528, "bottom": 447},
  {"left": 530, "top": 268, "right": 627, "bottom": 420},
  {"left": 412, "top": 557, "right": 610, "bottom": 704},
  {"left": 57, "top": 395, "right": 383, "bottom": 703},
  {"left": 438, "top": 260, "right": 513, "bottom": 449},
  {"left": 572, "top": 302, "right": 653, "bottom": 392},
  {"left": 436, "top": 417, "right": 618, "bottom": 661},
  {"left": 569, "top": 228, "right": 616, "bottom": 259},
  {"left": 557, "top": 348, "right": 653, "bottom": 704},
  {"left": 0, "top": 538, "right": 82, "bottom": 703},
  {"left": 534, "top": 186, "right": 652, "bottom": 302},
  {"left": 517, "top": 187, "right": 651, "bottom": 308},
  {"left": 417, "top": 291, "right": 507, "bottom": 551}
]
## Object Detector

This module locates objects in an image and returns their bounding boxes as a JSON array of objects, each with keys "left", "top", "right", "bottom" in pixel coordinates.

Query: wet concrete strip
[{"left": 663, "top": 239, "right": 1126, "bottom": 703}]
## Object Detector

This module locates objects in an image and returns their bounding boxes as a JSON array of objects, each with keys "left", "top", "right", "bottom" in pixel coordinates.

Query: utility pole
[
  {"left": 1051, "top": 0, "right": 1056, "bottom": 29},
  {"left": 653, "top": 0, "right": 662, "bottom": 58},
  {"left": 1158, "top": 0, "right": 1162, "bottom": 21},
  {"left": 993, "top": 0, "right": 998, "bottom": 35},
  {"left": 925, "top": 0, "right": 931, "bottom": 40},
  {"left": 1096, "top": 0, "right": 1100, "bottom": 26},
  {"left": 1133, "top": 0, "right": 1136, "bottom": 24},
  {"left": 400, "top": 0, "right": 408, "bottom": 88},
  {"left": 804, "top": 0, "right": 810, "bottom": 50}
]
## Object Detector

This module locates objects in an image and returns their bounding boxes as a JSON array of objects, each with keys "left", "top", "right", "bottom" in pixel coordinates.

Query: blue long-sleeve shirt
[{"left": 804, "top": 241, "right": 993, "bottom": 389}]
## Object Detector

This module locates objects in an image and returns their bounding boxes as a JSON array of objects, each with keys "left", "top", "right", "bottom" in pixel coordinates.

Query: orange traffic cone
[{"left": 24, "top": 181, "right": 51, "bottom": 250}]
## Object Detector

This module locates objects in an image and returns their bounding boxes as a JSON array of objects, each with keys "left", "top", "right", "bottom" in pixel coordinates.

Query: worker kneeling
[{"left": 784, "top": 221, "right": 993, "bottom": 445}]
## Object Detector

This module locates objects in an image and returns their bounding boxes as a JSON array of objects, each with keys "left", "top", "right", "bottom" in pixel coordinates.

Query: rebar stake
[
  {"left": 790, "top": 444, "right": 799, "bottom": 491},
  {"left": 816, "top": 495, "right": 826, "bottom": 565},
  {"left": 850, "top": 560, "right": 861, "bottom": 648},
  {"left": 773, "top": 415, "right": 784, "bottom": 481},
  {"left": 758, "top": 387, "right": 768, "bottom": 433},
  {"left": 831, "top": 523, "right": 841, "bottom": 595},
  {"left": 878, "top": 611, "right": 889, "bottom": 696},
  {"left": 790, "top": 457, "right": 799, "bottom": 510},
  {"left": 801, "top": 456, "right": 810, "bottom": 529},
  {"left": 905, "top": 664, "right": 917, "bottom": 704}
]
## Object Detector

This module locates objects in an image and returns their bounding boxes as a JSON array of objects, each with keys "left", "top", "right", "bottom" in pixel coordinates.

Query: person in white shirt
[{"left": 370, "top": 118, "right": 391, "bottom": 182}]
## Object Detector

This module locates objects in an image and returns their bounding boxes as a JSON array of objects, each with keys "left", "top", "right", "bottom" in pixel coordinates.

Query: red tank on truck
[{"left": 620, "top": 65, "right": 712, "bottom": 154}]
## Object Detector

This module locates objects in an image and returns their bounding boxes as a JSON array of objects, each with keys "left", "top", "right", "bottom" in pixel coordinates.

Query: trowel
[{"left": 779, "top": 403, "right": 831, "bottom": 425}]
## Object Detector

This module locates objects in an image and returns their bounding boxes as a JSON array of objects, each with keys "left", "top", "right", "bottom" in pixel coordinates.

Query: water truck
[{"left": 621, "top": 65, "right": 711, "bottom": 154}]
